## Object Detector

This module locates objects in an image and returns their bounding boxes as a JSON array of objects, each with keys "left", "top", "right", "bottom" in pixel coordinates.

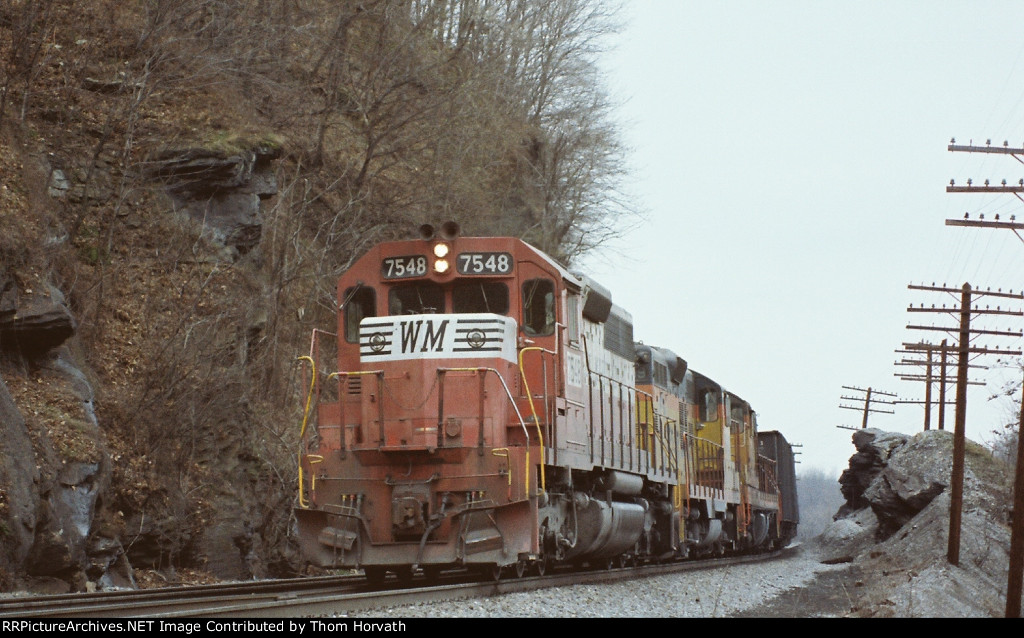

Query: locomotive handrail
[
  {"left": 491, "top": 448, "right": 512, "bottom": 501},
  {"left": 518, "top": 346, "right": 557, "bottom": 493},
  {"left": 297, "top": 454, "right": 324, "bottom": 509},
  {"left": 682, "top": 432, "right": 726, "bottom": 492},
  {"left": 297, "top": 356, "right": 316, "bottom": 439},
  {"left": 587, "top": 367, "right": 639, "bottom": 471},
  {"left": 296, "top": 355, "right": 317, "bottom": 509},
  {"left": 439, "top": 367, "right": 533, "bottom": 497}
]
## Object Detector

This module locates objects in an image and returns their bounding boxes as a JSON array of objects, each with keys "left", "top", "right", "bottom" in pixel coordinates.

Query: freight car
[{"left": 294, "top": 223, "right": 797, "bottom": 582}]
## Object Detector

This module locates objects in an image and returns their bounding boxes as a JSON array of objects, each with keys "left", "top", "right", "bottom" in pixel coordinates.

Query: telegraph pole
[
  {"left": 838, "top": 386, "right": 896, "bottom": 429},
  {"left": 907, "top": 282, "right": 1023, "bottom": 565},
  {"left": 944, "top": 140, "right": 1024, "bottom": 567},
  {"left": 1007, "top": 367, "right": 1024, "bottom": 618},
  {"left": 895, "top": 339, "right": 985, "bottom": 431}
]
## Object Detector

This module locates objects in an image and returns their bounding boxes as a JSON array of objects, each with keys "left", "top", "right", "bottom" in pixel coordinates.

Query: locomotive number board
[
  {"left": 456, "top": 252, "right": 513, "bottom": 275},
  {"left": 381, "top": 255, "right": 428, "bottom": 279}
]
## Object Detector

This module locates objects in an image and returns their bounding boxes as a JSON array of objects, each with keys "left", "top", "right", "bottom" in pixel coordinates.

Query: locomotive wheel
[
  {"left": 535, "top": 557, "right": 548, "bottom": 576},
  {"left": 476, "top": 563, "right": 502, "bottom": 582},
  {"left": 364, "top": 567, "right": 386, "bottom": 586},
  {"left": 514, "top": 560, "right": 527, "bottom": 578}
]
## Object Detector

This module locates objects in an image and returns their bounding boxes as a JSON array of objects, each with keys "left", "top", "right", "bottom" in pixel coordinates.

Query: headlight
[
  {"left": 433, "top": 243, "right": 450, "bottom": 258},
  {"left": 434, "top": 259, "right": 449, "bottom": 274}
]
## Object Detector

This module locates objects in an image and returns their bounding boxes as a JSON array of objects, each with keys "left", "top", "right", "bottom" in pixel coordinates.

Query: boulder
[
  {"left": 837, "top": 428, "right": 908, "bottom": 516},
  {"left": 0, "top": 284, "right": 76, "bottom": 357},
  {"left": 835, "top": 429, "right": 954, "bottom": 540}
]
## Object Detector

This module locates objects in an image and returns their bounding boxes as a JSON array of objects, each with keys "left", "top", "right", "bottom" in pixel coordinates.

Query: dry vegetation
[{"left": 0, "top": 0, "right": 637, "bottom": 584}]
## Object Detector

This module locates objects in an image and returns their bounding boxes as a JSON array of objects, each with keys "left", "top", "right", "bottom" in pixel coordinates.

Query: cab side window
[
  {"left": 700, "top": 390, "right": 719, "bottom": 422},
  {"left": 344, "top": 287, "right": 376, "bottom": 343},
  {"left": 522, "top": 278, "right": 555, "bottom": 336}
]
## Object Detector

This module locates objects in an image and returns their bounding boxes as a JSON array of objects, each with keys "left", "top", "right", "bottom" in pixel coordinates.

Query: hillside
[{"left": 0, "top": 0, "right": 634, "bottom": 591}]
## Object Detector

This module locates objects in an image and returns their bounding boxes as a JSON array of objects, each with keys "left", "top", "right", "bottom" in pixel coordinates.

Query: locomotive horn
[
  {"left": 419, "top": 224, "right": 436, "bottom": 240},
  {"left": 439, "top": 220, "right": 460, "bottom": 240}
]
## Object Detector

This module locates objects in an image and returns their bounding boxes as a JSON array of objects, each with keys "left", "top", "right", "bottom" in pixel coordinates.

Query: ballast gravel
[{"left": 351, "top": 544, "right": 849, "bottom": 618}]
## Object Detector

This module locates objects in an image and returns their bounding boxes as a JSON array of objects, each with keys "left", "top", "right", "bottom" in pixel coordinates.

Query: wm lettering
[{"left": 399, "top": 319, "right": 449, "bottom": 353}]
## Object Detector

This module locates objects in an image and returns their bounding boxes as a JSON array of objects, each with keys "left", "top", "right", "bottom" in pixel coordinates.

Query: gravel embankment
[{"left": 351, "top": 544, "right": 850, "bottom": 618}]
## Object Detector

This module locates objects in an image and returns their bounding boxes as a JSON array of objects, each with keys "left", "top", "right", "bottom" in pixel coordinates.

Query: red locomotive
[{"left": 295, "top": 223, "right": 798, "bottom": 582}]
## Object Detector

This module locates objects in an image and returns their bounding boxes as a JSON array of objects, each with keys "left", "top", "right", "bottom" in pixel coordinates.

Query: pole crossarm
[
  {"left": 908, "top": 284, "right": 1024, "bottom": 300},
  {"left": 947, "top": 218, "right": 1024, "bottom": 230},
  {"left": 839, "top": 394, "right": 896, "bottom": 404},
  {"left": 894, "top": 359, "right": 986, "bottom": 370},
  {"left": 896, "top": 374, "right": 985, "bottom": 385},
  {"left": 906, "top": 324, "right": 1023, "bottom": 338},
  {"left": 949, "top": 142, "right": 1024, "bottom": 155},
  {"left": 947, "top": 185, "right": 1024, "bottom": 193},
  {"left": 839, "top": 404, "right": 895, "bottom": 414},
  {"left": 907, "top": 308, "right": 1023, "bottom": 317},
  {"left": 841, "top": 385, "right": 897, "bottom": 397}
]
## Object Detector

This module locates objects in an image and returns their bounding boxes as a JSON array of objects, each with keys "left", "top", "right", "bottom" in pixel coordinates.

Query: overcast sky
[{"left": 584, "top": 1, "right": 1024, "bottom": 476}]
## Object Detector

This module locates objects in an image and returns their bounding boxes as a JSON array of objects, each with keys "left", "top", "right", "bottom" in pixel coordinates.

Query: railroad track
[{"left": 0, "top": 548, "right": 795, "bottom": 618}]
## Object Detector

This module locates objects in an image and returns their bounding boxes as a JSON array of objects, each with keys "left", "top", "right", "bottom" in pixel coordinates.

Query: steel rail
[{"left": 0, "top": 547, "right": 799, "bottom": 618}]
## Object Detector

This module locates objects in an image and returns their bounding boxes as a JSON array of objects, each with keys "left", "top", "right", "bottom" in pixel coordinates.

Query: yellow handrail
[
  {"left": 517, "top": 347, "right": 553, "bottom": 493},
  {"left": 296, "top": 356, "right": 317, "bottom": 509},
  {"left": 492, "top": 448, "right": 512, "bottom": 500},
  {"left": 297, "top": 454, "right": 325, "bottom": 509},
  {"left": 297, "top": 453, "right": 308, "bottom": 508},
  {"left": 297, "top": 356, "right": 316, "bottom": 438}
]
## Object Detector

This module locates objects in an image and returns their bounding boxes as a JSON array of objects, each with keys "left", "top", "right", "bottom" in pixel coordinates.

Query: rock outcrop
[
  {"left": 820, "top": 427, "right": 1016, "bottom": 617},
  {"left": 0, "top": 139, "right": 285, "bottom": 592},
  {"left": 838, "top": 428, "right": 951, "bottom": 538},
  {"left": 148, "top": 144, "right": 281, "bottom": 256},
  {"left": 0, "top": 276, "right": 76, "bottom": 357}
]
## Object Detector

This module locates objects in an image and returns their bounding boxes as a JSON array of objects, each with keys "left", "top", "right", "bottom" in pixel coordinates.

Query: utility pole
[
  {"left": 1007, "top": 367, "right": 1024, "bottom": 618},
  {"left": 907, "top": 282, "right": 1023, "bottom": 565},
  {"left": 944, "top": 140, "right": 1024, "bottom": 567},
  {"left": 838, "top": 386, "right": 896, "bottom": 429},
  {"left": 894, "top": 339, "right": 985, "bottom": 431}
]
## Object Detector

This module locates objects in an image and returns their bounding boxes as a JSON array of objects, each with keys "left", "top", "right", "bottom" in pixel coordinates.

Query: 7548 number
[
  {"left": 457, "top": 252, "right": 513, "bottom": 275},
  {"left": 382, "top": 255, "right": 427, "bottom": 279}
]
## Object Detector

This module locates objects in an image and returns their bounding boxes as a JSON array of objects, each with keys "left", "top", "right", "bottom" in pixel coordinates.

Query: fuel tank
[{"left": 567, "top": 494, "right": 648, "bottom": 561}]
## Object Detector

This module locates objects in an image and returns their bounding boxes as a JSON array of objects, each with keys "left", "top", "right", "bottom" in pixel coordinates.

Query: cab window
[
  {"left": 389, "top": 284, "right": 444, "bottom": 315},
  {"left": 700, "top": 390, "right": 719, "bottom": 422},
  {"left": 453, "top": 281, "right": 509, "bottom": 314},
  {"left": 344, "top": 287, "right": 376, "bottom": 343},
  {"left": 566, "top": 293, "right": 580, "bottom": 342},
  {"left": 522, "top": 278, "right": 555, "bottom": 336}
]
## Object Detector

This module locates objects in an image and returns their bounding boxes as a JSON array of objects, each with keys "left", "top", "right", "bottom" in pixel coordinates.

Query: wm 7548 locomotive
[{"left": 295, "top": 223, "right": 798, "bottom": 582}]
